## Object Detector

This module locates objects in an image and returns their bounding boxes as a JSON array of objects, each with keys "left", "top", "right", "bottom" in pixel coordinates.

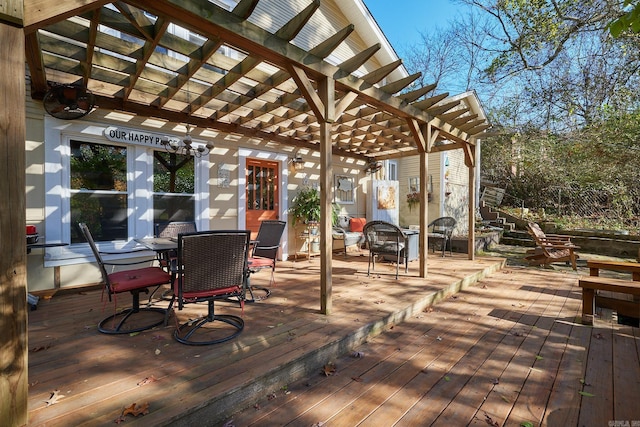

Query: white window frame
[
  {"left": 386, "top": 159, "right": 398, "bottom": 181},
  {"left": 44, "top": 118, "right": 209, "bottom": 266}
]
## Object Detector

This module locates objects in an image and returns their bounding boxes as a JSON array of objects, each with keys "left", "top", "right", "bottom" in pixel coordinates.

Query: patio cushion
[
  {"left": 350, "top": 217, "right": 366, "bottom": 233},
  {"left": 109, "top": 267, "right": 172, "bottom": 294}
]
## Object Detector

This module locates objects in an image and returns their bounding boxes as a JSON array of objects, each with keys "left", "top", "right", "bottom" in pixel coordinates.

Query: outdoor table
[
  {"left": 134, "top": 237, "right": 267, "bottom": 302},
  {"left": 134, "top": 237, "right": 177, "bottom": 252}
]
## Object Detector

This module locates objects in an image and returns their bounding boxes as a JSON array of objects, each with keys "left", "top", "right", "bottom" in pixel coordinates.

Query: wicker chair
[
  {"left": 171, "top": 230, "right": 251, "bottom": 345},
  {"left": 427, "top": 217, "right": 456, "bottom": 257},
  {"left": 249, "top": 220, "right": 287, "bottom": 287},
  {"left": 362, "top": 221, "right": 408, "bottom": 279},
  {"left": 78, "top": 223, "right": 172, "bottom": 334},
  {"left": 154, "top": 221, "right": 197, "bottom": 271}
]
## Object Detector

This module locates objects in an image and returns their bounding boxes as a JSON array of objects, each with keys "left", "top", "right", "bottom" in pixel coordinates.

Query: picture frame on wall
[{"left": 334, "top": 174, "right": 355, "bottom": 204}]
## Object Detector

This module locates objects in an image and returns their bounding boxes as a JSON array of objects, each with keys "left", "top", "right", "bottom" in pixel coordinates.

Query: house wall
[
  {"left": 398, "top": 153, "right": 444, "bottom": 228},
  {"left": 21, "top": 0, "right": 421, "bottom": 291},
  {"left": 24, "top": 94, "right": 370, "bottom": 291},
  {"left": 398, "top": 149, "right": 472, "bottom": 236},
  {"left": 443, "top": 149, "right": 470, "bottom": 235},
  {"left": 250, "top": 0, "right": 386, "bottom": 78}
]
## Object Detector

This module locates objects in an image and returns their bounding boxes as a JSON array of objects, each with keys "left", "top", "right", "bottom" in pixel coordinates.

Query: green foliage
[
  {"left": 610, "top": 1, "right": 640, "bottom": 36},
  {"left": 153, "top": 152, "right": 194, "bottom": 193},
  {"left": 290, "top": 187, "right": 339, "bottom": 226},
  {"left": 482, "top": 107, "right": 640, "bottom": 231}
]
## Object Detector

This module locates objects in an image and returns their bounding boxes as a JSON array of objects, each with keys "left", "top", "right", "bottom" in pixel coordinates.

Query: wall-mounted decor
[
  {"left": 377, "top": 183, "right": 396, "bottom": 209},
  {"left": 334, "top": 174, "right": 355, "bottom": 204},
  {"left": 218, "top": 163, "right": 230, "bottom": 188}
]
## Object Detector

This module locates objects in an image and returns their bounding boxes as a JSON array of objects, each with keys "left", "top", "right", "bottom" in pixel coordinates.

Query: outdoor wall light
[{"left": 291, "top": 152, "right": 305, "bottom": 170}]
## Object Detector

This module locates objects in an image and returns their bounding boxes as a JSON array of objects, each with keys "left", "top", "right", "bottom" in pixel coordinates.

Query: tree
[{"left": 610, "top": 0, "right": 640, "bottom": 36}]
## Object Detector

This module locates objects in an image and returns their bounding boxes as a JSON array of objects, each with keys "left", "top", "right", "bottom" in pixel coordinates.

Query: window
[
  {"left": 246, "top": 160, "right": 277, "bottom": 211},
  {"left": 45, "top": 121, "right": 210, "bottom": 265},
  {"left": 386, "top": 160, "right": 398, "bottom": 181},
  {"left": 153, "top": 151, "right": 195, "bottom": 223},
  {"left": 70, "top": 141, "right": 128, "bottom": 243}
]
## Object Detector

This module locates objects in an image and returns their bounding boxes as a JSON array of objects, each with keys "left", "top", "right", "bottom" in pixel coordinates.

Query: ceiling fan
[
  {"left": 43, "top": 84, "right": 95, "bottom": 120},
  {"left": 364, "top": 159, "right": 383, "bottom": 174}
]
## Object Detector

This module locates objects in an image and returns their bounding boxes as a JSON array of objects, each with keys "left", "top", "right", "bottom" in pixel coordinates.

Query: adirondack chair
[{"left": 524, "top": 222, "right": 579, "bottom": 270}]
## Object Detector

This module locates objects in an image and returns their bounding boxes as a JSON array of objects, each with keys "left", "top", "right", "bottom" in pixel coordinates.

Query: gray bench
[{"left": 332, "top": 216, "right": 365, "bottom": 257}]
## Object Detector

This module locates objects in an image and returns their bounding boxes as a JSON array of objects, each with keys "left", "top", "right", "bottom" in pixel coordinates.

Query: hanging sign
[{"left": 104, "top": 126, "right": 165, "bottom": 147}]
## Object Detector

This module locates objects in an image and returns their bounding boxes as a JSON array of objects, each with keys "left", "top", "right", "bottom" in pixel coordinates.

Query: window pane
[
  {"left": 247, "top": 166, "right": 255, "bottom": 210},
  {"left": 70, "top": 140, "right": 126, "bottom": 191},
  {"left": 70, "top": 140, "right": 128, "bottom": 243},
  {"left": 70, "top": 193, "right": 128, "bottom": 243},
  {"left": 153, "top": 194, "right": 195, "bottom": 222},
  {"left": 153, "top": 151, "right": 195, "bottom": 223},
  {"left": 153, "top": 152, "right": 194, "bottom": 193}
]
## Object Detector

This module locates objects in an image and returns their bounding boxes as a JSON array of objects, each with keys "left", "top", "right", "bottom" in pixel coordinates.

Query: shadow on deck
[{"left": 30, "top": 251, "right": 637, "bottom": 426}]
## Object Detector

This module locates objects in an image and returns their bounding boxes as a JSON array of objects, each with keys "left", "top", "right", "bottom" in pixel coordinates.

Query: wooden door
[{"left": 246, "top": 159, "right": 279, "bottom": 237}]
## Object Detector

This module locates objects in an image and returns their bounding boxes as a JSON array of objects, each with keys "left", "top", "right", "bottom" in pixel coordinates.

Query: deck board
[
  {"left": 27, "top": 254, "right": 640, "bottom": 426},
  {"left": 229, "top": 265, "right": 640, "bottom": 427}
]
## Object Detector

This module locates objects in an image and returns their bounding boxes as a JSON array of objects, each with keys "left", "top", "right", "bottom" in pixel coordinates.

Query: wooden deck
[{"left": 27, "top": 253, "right": 640, "bottom": 426}]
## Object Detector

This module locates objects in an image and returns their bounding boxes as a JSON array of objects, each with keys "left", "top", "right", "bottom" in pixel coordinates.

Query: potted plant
[{"left": 290, "top": 186, "right": 340, "bottom": 234}]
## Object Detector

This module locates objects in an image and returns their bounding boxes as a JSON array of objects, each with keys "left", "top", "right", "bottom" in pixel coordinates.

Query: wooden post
[
  {"left": 0, "top": 14, "right": 29, "bottom": 426},
  {"left": 419, "top": 150, "right": 428, "bottom": 277},
  {"left": 288, "top": 66, "right": 335, "bottom": 314},
  {"left": 467, "top": 147, "right": 476, "bottom": 260},
  {"left": 318, "top": 77, "right": 334, "bottom": 315}
]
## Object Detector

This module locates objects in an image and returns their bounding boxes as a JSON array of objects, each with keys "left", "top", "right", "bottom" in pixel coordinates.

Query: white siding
[
  {"left": 248, "top": 0, "right": 385, "bottom": 75},
  {"left": 398, "top": 154, "right": 443, "bottom": 228}
]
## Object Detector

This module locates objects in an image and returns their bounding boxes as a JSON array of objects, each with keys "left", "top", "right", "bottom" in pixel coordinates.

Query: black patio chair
[
  {"left": 154, "top": 221, "right": 197, "bottom": 271},
  {"left": 362, "top": 220, "right": 408, "bottom": 279},
  {"left": 427, "top": 216, "right": 456, "bottom": 257},
  {"left": 170, "top": 230, "right": 251, "bottom": 345},
  {"left": 78, "top": 223, "right": 172, "bottom": 334},
  {"left": 249, "top": 220, "right": 287, "bottom": 287}
]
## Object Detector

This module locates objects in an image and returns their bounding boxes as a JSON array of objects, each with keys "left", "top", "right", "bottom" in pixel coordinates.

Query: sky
[{"left": 362, "top": 0, "right": 464, "bottom": 53}]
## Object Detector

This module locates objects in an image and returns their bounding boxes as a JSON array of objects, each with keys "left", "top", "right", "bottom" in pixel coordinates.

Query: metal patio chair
[
  {"left": 249, "top": 220, "right": 287, "bottom": 287},
  {"left": 427, "top": 216, "right": 456, "bottom": 257},
  {"left": 78, "top": 223, "right": 172, "bottom": 334}
]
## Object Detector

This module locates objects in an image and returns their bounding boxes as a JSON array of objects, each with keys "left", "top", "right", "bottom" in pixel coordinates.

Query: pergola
[{"left": 0, "top": 0, "right": 489, "bottom": 423}]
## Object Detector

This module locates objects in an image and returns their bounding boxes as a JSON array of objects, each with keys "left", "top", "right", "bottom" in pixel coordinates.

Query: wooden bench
[{"left": 579, "top": 260, "right": 640, "bottom": 325}]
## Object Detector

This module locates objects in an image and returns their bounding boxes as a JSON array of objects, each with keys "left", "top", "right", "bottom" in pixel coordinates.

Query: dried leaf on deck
[
  {"left": 322, "top": 363, "right": 337, "bottom": 377},
  {"left": 31, "top": 343, "right": 52, "bottom": 352},
  {"left": 137, "top": 376, "right": 157, "bottom": 386},
  {"left": 351, "top": 351, "right": 365, "bottom": 358},
  {"left": 351, "top": 376, "right": 363, "bottom": 382},
  {"left": 44, "top": 389, "right": 65, "bottom": 406},
  {"left": 122, "top": 402, "right": 149, "bottom": 417}
]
